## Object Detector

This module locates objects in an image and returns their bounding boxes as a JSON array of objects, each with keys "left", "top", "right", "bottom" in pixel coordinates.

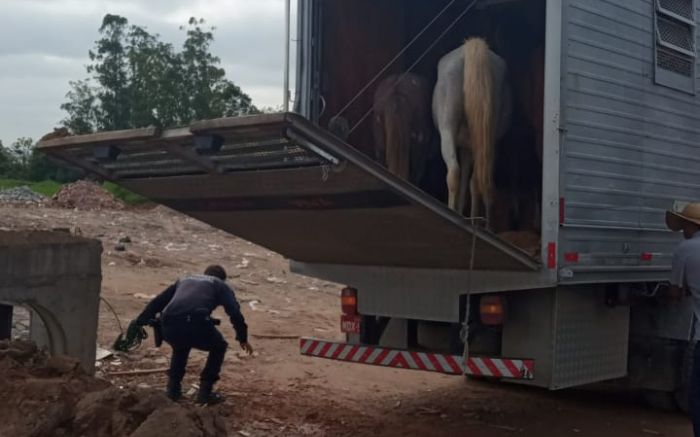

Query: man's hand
[{"left": 240, "top": 342, "right": 254, "bottom": 355}]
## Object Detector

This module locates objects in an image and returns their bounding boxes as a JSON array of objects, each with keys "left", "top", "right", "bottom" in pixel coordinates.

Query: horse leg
[
  {"left": 470, "top": 174, "right": 481, "bottom": 221},
  {"left": 438, "top": 129, "right": 461, "bottom": 211},
  {"left": 457, "top": 146, "right": 472, "bottom": 216}
]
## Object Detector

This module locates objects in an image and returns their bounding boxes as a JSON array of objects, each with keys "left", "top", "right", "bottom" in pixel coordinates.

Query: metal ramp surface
[{"left": 38, "top": 113, "right": 539, "bottom": 271}]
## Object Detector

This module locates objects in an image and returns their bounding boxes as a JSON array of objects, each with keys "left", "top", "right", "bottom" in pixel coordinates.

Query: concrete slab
[{"left": 0, "top": 231, "right": 102, "bottom": 373}]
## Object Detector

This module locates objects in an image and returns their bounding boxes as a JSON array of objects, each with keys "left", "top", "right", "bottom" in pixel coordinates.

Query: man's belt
[{"left": 162, "top": 313, "right": 221, "bottom": 325}]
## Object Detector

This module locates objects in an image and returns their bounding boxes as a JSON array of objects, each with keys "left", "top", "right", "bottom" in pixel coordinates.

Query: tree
[
  {"left": 88, "top": 14, "right": 131, "bottom": 131},
  {"left": 180, "top": 18, "right": 256, "bottom": 120},
  {"left": 9, "top": 138, "right": 34, "bottom": 177},
  {"left": 60, "top": 14, "right": 257, "bottom": 135},
  {"left": 127, "top": 25, "right": 183, "bottom": 128},
  {"left": 60, "top": 80, "right": 98, "bottom": 134},
  {"left": 0, "top": 140, "right": 15, "bottom": 177}
]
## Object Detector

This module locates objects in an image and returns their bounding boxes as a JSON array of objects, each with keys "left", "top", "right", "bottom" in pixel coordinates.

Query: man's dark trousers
[{"left": 162, "top": 318, "right": 229, "bottom": 386}]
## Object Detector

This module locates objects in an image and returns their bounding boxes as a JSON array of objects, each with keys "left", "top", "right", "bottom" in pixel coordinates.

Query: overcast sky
[{"left": 0, "top": 0, "right": 294, "bottom": 146}]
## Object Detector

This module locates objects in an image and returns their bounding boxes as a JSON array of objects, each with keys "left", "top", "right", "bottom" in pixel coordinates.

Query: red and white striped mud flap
[{"left": 300, "top": 338, "right": 534, "bottom": 380}]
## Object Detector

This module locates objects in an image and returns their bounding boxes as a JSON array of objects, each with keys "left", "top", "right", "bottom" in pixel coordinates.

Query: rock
[
  {"left": 114, "top": 243, "right": 126, "bottom": 252},
  {"left": 0, "top": 186, "right": 45, "bottom": 204},
  {"left": 134, "top": 293, "right": 156, "bottom": 300},
  {"left": 46, "top": 355, "right": 82, "bottom": 375},
  {"left": 118, "top": 236, "right": 132, "bottom": 243},
  {"left": 266, "top": 276, "right": 286, "bottom": 284}
]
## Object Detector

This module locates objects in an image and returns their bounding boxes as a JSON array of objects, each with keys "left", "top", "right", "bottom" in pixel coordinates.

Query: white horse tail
[
  {"left": 384, "top": 96, "right": 411, "bottom": 180},
  {"left": 463, "top": 37, "right": 495, "bottom": 204}
]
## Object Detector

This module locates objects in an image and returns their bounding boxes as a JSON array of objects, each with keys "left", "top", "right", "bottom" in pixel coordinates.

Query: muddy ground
[{"left": 0, "top": 203, "right": 693, "bottom": 436}]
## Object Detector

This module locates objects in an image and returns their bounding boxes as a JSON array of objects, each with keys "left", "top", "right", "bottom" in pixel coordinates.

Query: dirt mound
[
  {"left": 53, "top": 180, "right": 125, "bottom": 210},
  {"left": 0, "top": 340, "right": 227, "bottom": 437}
]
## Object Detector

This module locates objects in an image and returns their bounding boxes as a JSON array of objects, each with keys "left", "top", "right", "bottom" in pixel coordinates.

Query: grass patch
[
  {"left": 0, "top": 178, "right": 147, "bottom": 204},
  {"left": 29, "top": 180, "right": 63, "bottom": 197},
  {"left": 103, "top": 181, "right": 148, "bottom": 205},
  {"left": 0, "top": 178, "right": 26, "bottom": 190},
  {"left": 0, "top": 178, "right": 63, "bottom": 197}
]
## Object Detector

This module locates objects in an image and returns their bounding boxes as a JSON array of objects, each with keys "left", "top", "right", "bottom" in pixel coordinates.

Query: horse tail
[
  {"left": 384, "top": 94, "right": 411, "bottom": 180},
  {"left": 463, "top": 37, "right": 495, "bottom": 204}
]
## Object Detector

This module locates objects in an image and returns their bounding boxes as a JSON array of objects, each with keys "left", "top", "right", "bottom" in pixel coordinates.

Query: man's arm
[
  {"left": 134, "top": 283, "right": 177, "bottom": 325},
  {"left": 219, "top": 283, "right": 249, "bottom": 344}
]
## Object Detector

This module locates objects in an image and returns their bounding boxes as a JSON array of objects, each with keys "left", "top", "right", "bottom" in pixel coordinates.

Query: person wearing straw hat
[{"left": 667, "top": 203, "right": 700, "bottom": 435}]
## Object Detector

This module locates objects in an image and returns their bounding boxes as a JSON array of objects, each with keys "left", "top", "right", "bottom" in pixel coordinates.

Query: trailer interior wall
[
  {"left": 316, "top": 0, "right": 547, "bottom": 233},
  {"left": 559, "top": 0, "right": 700, "bottom": 284}
]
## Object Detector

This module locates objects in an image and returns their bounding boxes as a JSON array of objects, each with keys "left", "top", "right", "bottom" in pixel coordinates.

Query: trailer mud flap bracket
[{"left": 300, "top": 338, "right": 535, "bottom": 380}]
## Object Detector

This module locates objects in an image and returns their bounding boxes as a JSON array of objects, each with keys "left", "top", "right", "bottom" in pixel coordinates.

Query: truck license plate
[{"left": 341, "top": 315, "right": 360, "bottom": 334}]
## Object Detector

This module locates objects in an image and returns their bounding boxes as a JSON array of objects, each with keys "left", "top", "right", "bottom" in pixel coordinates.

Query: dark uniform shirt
[{"left": 136, "top": 275, "right": 248, "bottom": 343}]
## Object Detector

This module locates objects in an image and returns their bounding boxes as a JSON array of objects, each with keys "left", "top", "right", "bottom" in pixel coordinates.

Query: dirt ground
[{"left": 0, "top": 203, "right": 693, "bottom": 436}]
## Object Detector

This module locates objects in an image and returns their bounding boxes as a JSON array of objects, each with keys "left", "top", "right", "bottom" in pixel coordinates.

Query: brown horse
[{"left": 373, "top": 73, "right": 434, "bottom": 185}]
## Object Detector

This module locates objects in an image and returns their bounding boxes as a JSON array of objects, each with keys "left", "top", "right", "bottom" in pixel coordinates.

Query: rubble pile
[
  {"left": 53, "top": 181, "right": 125, "bottom": 210},
  {"left": 0, "top": 340, "right": 228, "bottom": 437},
  {"left": 0, "top": 186, "right": 46, "bottom": 204}
]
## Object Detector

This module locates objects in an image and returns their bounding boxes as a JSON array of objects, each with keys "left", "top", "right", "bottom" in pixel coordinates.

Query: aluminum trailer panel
[
  {"left": 38, "top": 113, "right": 538, "bottom": 272},
  {"left": 558, "top": 0, "right": 698, "bottom": 283}
]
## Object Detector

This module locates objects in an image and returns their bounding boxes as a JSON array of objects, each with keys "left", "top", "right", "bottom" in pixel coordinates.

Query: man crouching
[{"left": 132, "top": 265, "right": 253, "bottom": 404}]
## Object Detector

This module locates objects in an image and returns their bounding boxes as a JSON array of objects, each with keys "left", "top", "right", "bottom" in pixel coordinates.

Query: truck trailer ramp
[{"left": 38, "top": 113, "right": 538, "bottom": 272}]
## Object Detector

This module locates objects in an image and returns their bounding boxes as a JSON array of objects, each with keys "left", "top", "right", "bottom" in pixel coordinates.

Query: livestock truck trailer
[{"left": 40, "top": 0, "right": 700, "bottom": 409}]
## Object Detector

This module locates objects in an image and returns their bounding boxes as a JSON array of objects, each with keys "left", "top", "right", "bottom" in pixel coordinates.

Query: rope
[
  {"left": 332, "top": 0, "right": 461, "bottom": 121},
  {"left": 346, "top": 0, "right": 480, "bottom": 136},
  {"left": 101, "top": 296, "right": 124, "bottom": 335},
  {"left": 462, "top": 216, "right": 480, "bottom": 368}
]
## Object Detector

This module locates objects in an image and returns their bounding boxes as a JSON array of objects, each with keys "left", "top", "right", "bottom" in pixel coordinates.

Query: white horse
[{"left": 433, "top": 38, "right": 512, "bottom": 224}]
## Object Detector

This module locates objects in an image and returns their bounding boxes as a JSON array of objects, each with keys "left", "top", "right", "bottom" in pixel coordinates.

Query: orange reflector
[
  {"left": 480, "top": 295, "right": 506, "bottom": 326},
  {"left": 341, "top": 287, "right": 358, "bottom": 315}
]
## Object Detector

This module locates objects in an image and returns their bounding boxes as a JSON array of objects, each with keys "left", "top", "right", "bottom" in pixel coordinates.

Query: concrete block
[{"left": 0, "top": 231, "right": 102, "bottom": 373}]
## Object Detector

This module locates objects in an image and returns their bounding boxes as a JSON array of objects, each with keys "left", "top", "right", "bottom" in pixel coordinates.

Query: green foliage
[
  {"left": 0, "top": 179, "right": 63, "bottom": 197},
  {"left": 27, "top": 180, "right": 63, "bottom": 196},
  {"left": 103, "top": 181, "right": 148, "bottom": 204},
  {"left": 60, "top": 80, "right": 98, "bottom": 134},
  {"left": 0, "top": 137, "right": 82, "bottom": 183},
  {"left": 61, "top": 14, "right": 258, "bottom": 134},
  {"left": 7, "top": 14, "right": 260, "bottom": 190}
]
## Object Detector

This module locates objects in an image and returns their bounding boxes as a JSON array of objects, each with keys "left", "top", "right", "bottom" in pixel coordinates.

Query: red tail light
[
  {"left": 341, "top": 287, "right": 358, "bottom": 315},
  {"left": 480, "top": 295, "right": 506, "bottom": 326}
]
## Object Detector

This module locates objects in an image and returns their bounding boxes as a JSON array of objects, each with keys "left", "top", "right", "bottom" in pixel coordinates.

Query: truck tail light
[
  {"left": 480, "top": 295, "right": 506, "bottom": 326},
  {"left": 341, "top": 287, "right": 358, "bottom": 315}
]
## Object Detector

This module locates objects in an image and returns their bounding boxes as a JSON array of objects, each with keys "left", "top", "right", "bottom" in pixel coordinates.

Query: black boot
[
  {"left": 196, "top": 381, "right": 224, "bottom": 405},
  {"left": 166, "top": 379, "right": 182, "bottom": 401}
]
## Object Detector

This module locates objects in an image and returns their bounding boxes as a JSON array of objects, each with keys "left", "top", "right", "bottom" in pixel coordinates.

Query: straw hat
[{"left": 666, "top": 203, "right": 700, "bottom": 231}]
